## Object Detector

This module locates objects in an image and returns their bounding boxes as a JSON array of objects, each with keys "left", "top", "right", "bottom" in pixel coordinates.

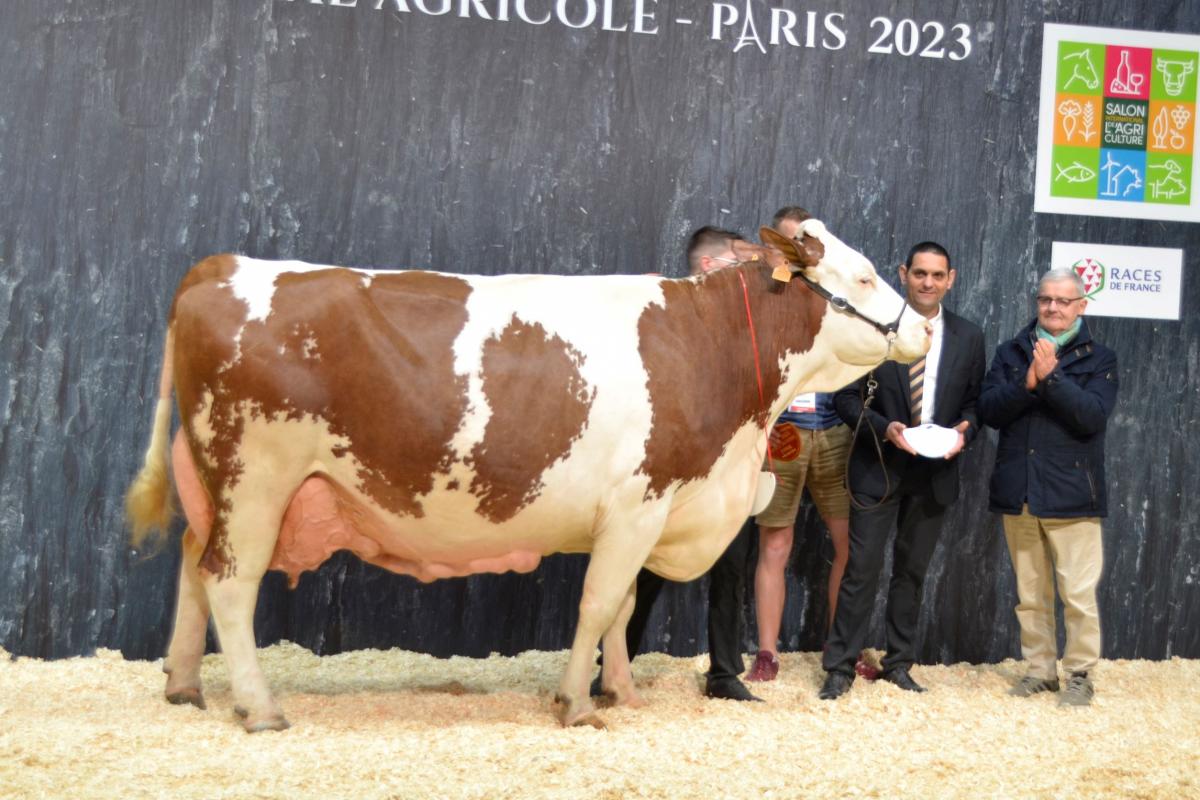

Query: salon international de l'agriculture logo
[
  {"left": 1051, "top": 41, "right": 1199, "bottom": 205},
  {"left": 1073, "top": 258, "right": 1106, "bottom": 298}
]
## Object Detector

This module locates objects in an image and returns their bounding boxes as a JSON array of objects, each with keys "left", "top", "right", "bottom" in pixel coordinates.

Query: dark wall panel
[{"left": 1, "top": 0, "right": 1197, "bottom": 664}]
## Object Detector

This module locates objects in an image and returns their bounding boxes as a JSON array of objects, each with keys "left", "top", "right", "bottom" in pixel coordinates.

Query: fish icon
[{"left": 1055, "top": 161, "right": 1096, "bottom": 183}]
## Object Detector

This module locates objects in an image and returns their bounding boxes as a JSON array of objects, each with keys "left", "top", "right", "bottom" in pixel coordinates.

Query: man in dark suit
[{"left": 818, "top": 241, "right": 986, "bottom": 700}]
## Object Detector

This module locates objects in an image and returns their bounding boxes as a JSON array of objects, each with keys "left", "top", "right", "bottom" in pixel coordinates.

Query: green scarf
[{"left": 1036, "top": 318, "right": 1082, "bottom": 351}]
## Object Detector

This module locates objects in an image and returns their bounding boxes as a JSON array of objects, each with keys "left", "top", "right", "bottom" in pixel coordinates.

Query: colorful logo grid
[{"left": 1051, "top": 42, "right": 1198, "bottom": 205}]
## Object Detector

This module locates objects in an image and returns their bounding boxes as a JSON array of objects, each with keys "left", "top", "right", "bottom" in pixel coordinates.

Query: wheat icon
[{"left": 1080, "top": 102, "right": 1096, "bottom": 142}]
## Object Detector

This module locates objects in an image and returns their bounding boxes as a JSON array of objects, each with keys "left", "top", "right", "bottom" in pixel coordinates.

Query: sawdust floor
[{"left": 1, "top": 643, "right": 1196, "bottom": 799}]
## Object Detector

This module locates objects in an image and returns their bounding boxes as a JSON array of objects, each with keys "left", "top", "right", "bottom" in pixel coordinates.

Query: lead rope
[
  {"left": 736, "top": 270, "right": 775, "bottom": 473},
  {"left": 845, "top": 373, "right": 893, "bottom": 511}
]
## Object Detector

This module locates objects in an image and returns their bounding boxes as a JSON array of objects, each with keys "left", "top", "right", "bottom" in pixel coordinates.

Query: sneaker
[
  {"left": 1059, "top": 672, "right": 1094, "bottom": 706},
  {"left": 1009, "top": 675, "right": 1060, "bottom": 697},
  {"left": 854, "top": 653, "right": 880, "bottom": 681},
  {"left": 745, "top": 650, "right": 780, "bottom": 682}
]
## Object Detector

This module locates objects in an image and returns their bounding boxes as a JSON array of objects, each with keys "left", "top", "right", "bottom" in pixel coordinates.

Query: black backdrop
[{"left": 1, "top": 1, "right": 1197, "bottom": 665}]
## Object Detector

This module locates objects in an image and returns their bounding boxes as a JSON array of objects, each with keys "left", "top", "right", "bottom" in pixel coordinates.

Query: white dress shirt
[{"left": 917, "top": 307, "right": 945, "bottom": 425}]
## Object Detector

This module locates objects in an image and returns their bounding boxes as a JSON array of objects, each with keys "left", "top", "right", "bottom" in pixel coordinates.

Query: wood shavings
[{"left": 0, "top": 645, "right": 1196, "bottom": 799}]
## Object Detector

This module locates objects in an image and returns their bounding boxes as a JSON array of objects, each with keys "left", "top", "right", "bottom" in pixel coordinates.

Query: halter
[
  {"left": 726, "top": 255, "right": 910, "bottom": 478},
  {"left": 791, "top": 270, "right": 909, "bottom": 356}
]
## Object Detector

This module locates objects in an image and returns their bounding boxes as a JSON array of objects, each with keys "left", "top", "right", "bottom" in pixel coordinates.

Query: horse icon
[{"left": 1063, "top": 49, "right": 1101, "bottom": 91}]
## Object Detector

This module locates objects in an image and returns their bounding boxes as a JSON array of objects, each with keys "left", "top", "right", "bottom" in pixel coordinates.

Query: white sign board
[
  {"left": 1049, "top": 241, "right": 1183, "bottom": 320},
  {"left": 1035, "top": 24, "right": 1200, "bottom": 222}
]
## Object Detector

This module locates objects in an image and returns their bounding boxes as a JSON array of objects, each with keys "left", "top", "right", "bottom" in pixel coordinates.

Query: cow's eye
[{"left": 857, "top": 276, "right": 874, "bottom": 287}]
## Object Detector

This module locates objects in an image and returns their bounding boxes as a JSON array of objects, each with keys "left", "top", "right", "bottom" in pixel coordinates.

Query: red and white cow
[{"left": 127, "top": 220, "right": 930, "bottom": 731}]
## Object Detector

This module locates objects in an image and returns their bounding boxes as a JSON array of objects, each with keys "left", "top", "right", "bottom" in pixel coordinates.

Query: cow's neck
[{"left": 711, "top": 264, "right": 833, "bottom": 427}]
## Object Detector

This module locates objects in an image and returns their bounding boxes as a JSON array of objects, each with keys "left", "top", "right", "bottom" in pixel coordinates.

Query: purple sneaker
[{"left": 745, "top": 650, "right": 780, "bottom": 682}]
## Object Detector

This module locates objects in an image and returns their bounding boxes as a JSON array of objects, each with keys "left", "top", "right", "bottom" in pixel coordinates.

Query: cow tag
[
  {"left": 771, "top": 265, "right": 794, "bottom": 284},
  {"left": 750, "top": 471, "right": 777, "bottom": 516}
]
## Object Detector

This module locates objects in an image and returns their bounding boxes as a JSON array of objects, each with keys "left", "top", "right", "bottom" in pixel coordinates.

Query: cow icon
[{"left": 1157, "top": 58, "right": 1196, "bottom": 98}]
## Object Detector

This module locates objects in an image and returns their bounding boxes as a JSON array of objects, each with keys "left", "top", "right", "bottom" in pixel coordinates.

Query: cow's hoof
[
  {"left": 554, "top": 694, "right": 607, "bottom": 729},
  {"left": 165, "top": 688, "right": 206, "bottom": 710},
  {"left": 242, "top": 716, "right": 291, "bottom": 733},
  {"left": 233, "top": 704, "right": 289, "bottom": 732},
  {"left": 570, "top": 712, "right": 606, "bottom": 730}
]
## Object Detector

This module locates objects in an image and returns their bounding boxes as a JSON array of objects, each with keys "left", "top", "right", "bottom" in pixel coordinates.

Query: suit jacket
[{"left": 834, "top": 308, "right": 986, "bottom": 507}]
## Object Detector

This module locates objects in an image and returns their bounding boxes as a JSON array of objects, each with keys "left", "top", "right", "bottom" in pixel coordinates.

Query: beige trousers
[{"left": 1002, "top": 507, "right": 1103, "bottom": 679}]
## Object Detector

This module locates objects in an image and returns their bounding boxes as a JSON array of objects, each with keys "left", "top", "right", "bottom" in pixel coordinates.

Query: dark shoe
[
  {"left": 1059, "top": 672, "right": 1094, "bottom": 707},
  {"left": 1008, "top": 675, "right": 1060, "bottom": 697},
  {"left": 704, "top": 677, "right": 763, "bottom": 702},
  {"left": 854, "top": 653, "right": 880, "bottom": 681},
  {"left": 745, "top": 650, "right": 780, "bottom": 682},
  {"left": 881, "top": 667, "right": 927, "bottom": 693},
  {"left": 818, "top": 671, "right": 854, "bottom": 700}
]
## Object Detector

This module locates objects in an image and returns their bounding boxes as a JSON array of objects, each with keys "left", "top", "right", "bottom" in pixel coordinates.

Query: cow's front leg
[
  {"left": 556, "top": 506, "right": 665, "bottom": 728},
  {"left": 597, "top": 581, "right": 644, "bottom": 708},
  {"left": 163, "top": 527, "right": 210, "bottom": 710}
]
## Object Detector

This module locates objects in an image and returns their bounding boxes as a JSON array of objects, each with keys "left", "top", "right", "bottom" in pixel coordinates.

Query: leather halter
[{"left": 790, "top": 270, "right": 910, "bottom": 351}]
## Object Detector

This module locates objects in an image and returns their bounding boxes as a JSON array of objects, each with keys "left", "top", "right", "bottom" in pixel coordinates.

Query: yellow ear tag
[{"left": 772, "top": 266, "right": 793, "bottom": 283}]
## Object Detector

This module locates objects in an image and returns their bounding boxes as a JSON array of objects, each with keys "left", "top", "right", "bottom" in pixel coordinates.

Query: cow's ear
[
  {"left": 796, "top": 234, "right": 824, "bottom": 267},
  {"left": 760, "top": 226, "right": 801, "bottom": 264},
  {"left": 759, "top": 226, "right": 824, "bottom": 269},
  {"left": 759, "top": 226, "right": 800, "bottom": 284}
]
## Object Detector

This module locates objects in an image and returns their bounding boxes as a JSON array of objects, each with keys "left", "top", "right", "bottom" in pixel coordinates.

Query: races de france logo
[{"left": 1073, "top": 258, "right": 1106, "bottom": 297}]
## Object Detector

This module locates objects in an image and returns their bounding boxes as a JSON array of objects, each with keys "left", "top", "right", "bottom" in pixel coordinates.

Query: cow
[{"left": 126, "top": 219, "right": 931, "bottom": 732}]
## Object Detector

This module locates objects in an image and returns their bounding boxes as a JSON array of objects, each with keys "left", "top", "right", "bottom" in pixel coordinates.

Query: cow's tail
[{"left": 126, "top": 325, "right": 177, "bottom": 549}]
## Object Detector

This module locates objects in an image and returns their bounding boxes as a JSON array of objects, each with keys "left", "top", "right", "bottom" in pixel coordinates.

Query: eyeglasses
[{"left": 1036, "top": 295, "right": 1084, "bottom": 308}]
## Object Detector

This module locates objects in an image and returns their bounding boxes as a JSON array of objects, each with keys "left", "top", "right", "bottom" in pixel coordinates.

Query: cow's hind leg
[
  {"left": 163, "top": 527, "right": 210, "bottom": 710},
  {"left": 203, "top": 499, "right": 292, "bottom": 733},
  {"left": 205, "top": 569, "right": 288, "bottom": 732},
  {"left": 556, "top": 505, "right": 667, "bottom": 727}
]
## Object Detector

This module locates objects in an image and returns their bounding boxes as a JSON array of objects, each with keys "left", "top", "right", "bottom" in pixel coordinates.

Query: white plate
[{"left": 902, "top": 424, "right": 959, "bottom": 458}]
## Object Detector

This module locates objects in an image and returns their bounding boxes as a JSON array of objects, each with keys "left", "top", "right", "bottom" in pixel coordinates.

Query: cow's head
[
  {"left": 1157, "top": 58, "right": 1195, "bottom": 97},
  {"left": 759, "top": 220, "right": 931, "bottom": 367}
]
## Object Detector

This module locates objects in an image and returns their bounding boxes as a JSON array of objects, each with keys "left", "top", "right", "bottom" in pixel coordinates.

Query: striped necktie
[{"left": 909, "top": 357, "right": 926, "bottom": 425}]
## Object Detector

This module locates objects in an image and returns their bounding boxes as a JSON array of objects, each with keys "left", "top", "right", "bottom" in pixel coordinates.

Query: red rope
[{"left": 737, "top": 270, "right": 774, "bottom": 473}]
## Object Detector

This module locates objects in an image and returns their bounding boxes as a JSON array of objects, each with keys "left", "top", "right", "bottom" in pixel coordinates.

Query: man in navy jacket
[{"left": 978, "top": 267, "right": 1119, "bottom": 707}]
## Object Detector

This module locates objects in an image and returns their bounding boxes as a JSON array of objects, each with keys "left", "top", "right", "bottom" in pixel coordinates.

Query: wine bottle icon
[{"left": 1110, "top": 50, "right": 1144, "bottom": 95}]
